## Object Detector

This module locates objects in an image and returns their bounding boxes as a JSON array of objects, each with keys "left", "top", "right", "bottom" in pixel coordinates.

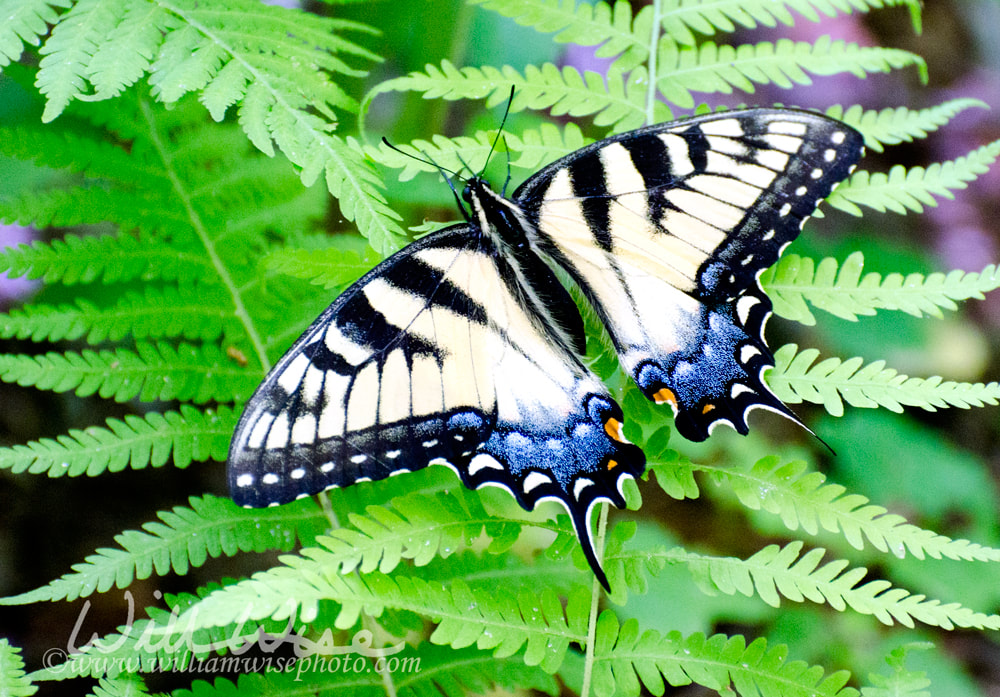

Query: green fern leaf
[
  {"left": 0, "top": 0, "right": 70, "bottom": 67},
  {"left": 86, "top": 1, "right": 172, "bottom": 100},
  {"left": 827, "top": 139, "right": 1000, "bottom": 215},
  {"left": 0, "top": 342, "right": 259, "bottom": 403},
  {"left": 87, "top": 675, "right": 151, "bottom": 697},
  {"left": 684, "top": 541, "right": 1000, "bottom": 629},
  {"left": 370, "top": 60, "right": 662, "bottom": 132},
  {"left": 768, "top": 343, "right": 1000, "bottom": 416},
  {"left": 181, "top": 646, "right": 559, "bottom": 697},
  {"left": 0, "top": 495, "right": 327, "bottom": 604},
  {"left": 0, "top": 284, "right": 239, "bottom": 344},
  {"left": 169, "top": 572, "right": 589, "bottom": 674},
  {"left": 0, "top": 233, "right": 211, "bottom": 285},
  {"left": 659, "top": 0, "right": 920, "bottom": 46},
  {"left": 588, "top": 614, "right": 857, "bottom": 697},
  {"left": 710, "top": 456, "right": 1000, "bottom": 561},
  {"left": 303, "top": 490, "right": 529, "bottom": 575},
  {"left": 469, "top": 0, "right": 650, "bottom": 71},
  {"left": 657, "top": 36, "right": 926, "bottom": 109},
  {"left": 829, "top": 99, "right": 988, "bottom": 153},
  {"left": 265, "top": 247, "right": 377, "bottom": 291},
  {"left": 760, "top": 252, "right": 1000, "bottom": 325},
  {"left": 0, "top": 405, "right": 235, "bottom": 477},
  {"left": 0, "top": 638, "right": 36, "bottom": 697}
]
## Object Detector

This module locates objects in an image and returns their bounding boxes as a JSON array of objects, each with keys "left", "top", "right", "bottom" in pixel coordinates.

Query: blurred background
[{"left": 3, "top": 0, "right": 1000, "bottom": 694}]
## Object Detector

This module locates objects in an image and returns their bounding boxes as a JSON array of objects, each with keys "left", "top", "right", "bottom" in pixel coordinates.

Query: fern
[
  {"left": 828, "top": 139, "right": 1000, "bottom": 216},
  {"left": 656, "top": 37, "right": 926, "bottom": 109},
  {"left": 682, "top": 542, "right": 1000, "bottom": 629},
  {"left": 769, "top": 344, "right": 1000, "bottom": 416},
  {"left": 0, "top": 639, "right": 36, "bottom": 697},
  {"left": 0, "top": 495, "right": 327, "bottom": 604},
  {"left": 829, "top": 99, "right": 988, "bottom": 152},
  {"left": 760, "top": 252, "right": 1000, "bottom": 325},
  {"left": 648, "top": 455, "right": 1000, "bottom": 562},
  {"left": 586, "top": 615, "right": 859, "bottom": 697}
]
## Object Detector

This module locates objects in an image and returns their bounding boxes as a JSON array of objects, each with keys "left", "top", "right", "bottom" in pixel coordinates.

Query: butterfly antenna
[
  {"left": 501, "top": 134, "right": 513, "bottom": 196},
  {"left": 380, "top": 137, "right": 471, "bottom": 222},
  {"left": 479, "top": 85, "right": 517, "bottom": 178}
]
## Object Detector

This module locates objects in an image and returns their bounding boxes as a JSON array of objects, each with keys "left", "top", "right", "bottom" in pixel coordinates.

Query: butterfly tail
[{"left": 568, "top": 500, "right": 611, "bottom": 592}]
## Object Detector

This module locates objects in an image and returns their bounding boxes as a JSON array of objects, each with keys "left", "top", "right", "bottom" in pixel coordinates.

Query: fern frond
[
  {"left": 369, "top": 60, "right": 664, "bottom": 132},
  {"left": 0, "top": 232, "right": 211, "bottom": 285},
  {"left": 827, "top": 139, "right": 1000, "bottom": 215},
  {"left": 683, "top": 541, "right": 1000, "bottom": 629},
  {"left": 86, "top": 675, "right": 151, "bottom": 697},
  {"left": 715, "top": 456, "right": 1000, "bottom": 561},
  {"left": 34, "top": 0, "right": 374, "bottom": 122},
  {"left": 587, "top": 614, "right": 857, "bottom": 697},
  {"left": 0, "top": 342, "right": 258, "bottom": 403},
  {"left": 0, "top": 0, "right": 68, "bottom": 68},
  {"left": 167, "top": 572, "right": 589, "bottom": 673},
  {"left": 0, "top": 405, "right": 234, "bottom": 477},
  {"left": 469, "top": 0, "right": 650, "bottom": 71},
  {"left": 0, "top": 495, "right": 327, "bottom": 604},
  {"left": 656, "top": 37, "right": 926, "bottom": 109},
  {"left": 303, "top": 490, "right": 529, "bottom": 576},
  {"left": 768, "top": 344, "right": 1000, "bottom": 416},
  {"left": 170, "top": 646, "right": 559, "bottom": 697},
  {"left": 829, "top": 99, "right": 988, "bottom": 153},
  {"left": 760, "top": 252, "right": 1000, "bottom": 325},
  {"left": 0, "top": 284, "right": 239, "bottom": 344},
  {"left": 0, "top": 638, "right": 36, "bottom": 697},
  {"left": 659, "top": 0, "right": 920, "bottom": 46}
]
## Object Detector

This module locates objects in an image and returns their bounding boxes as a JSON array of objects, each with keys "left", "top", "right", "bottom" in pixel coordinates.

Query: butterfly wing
[
  {"left": 514, "top": 109, "right": 864, "bottom": 441},
  {"left": 228, "top": 224, "right": 643, "bottom": 587}
]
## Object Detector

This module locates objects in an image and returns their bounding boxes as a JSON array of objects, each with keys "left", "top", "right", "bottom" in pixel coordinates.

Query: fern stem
[
  {"left": 645, "top": 0, "right": 663, "bottom": 125},
  {"left": 138, "top": 99, "right": 272, "bottom": 374},
  {"left": 579, "top": 502, "right": 608, "bottom": 697}
]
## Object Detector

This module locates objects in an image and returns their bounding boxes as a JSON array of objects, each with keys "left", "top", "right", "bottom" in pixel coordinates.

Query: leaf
[
  {"left": 769, "top": 343, "right": 1000, "bottom": 416},
  {"left": 827, "top": 139, "right": 1000, "bottom": 215},
  {"left": 0, "top": 495, "right": 327, "bottom": 604},
  {"left": 829, "top": 99, "right": 988, "bottom": 153},
  {"left": 0, "top": 405, "right": 236, "bottom": 477},
  {"left": 760, "top": 252, "right": 1000, "bottom": 325},
  {"left": 0, "top": 639, "right": 36, "bottom": 697}
]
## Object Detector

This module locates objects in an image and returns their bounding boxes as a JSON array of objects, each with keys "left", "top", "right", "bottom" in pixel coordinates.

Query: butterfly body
[{"left": 228, "top": 108, "right": 864, "bottom": 589}]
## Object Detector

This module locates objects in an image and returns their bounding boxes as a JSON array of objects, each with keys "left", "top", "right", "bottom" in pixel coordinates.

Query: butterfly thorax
[{"left": 462, "top": 177, "right": 533, "bottom": 251}]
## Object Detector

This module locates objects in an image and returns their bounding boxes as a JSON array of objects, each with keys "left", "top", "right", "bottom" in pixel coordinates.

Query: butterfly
[{"left": 227, "top": 107, "right": 864, "bottom": 589}]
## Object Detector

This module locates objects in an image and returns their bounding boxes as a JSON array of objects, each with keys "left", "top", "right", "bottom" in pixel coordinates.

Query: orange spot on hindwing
[
  {"left": 607, "top": 459, "right": 619, "bottom": 470},
  {"left": 702, "top": 403, "right": 715, "bottom": 414},
  {"left": 653, "top": 388, "right": 678, "bottom": 408},
  {"left": 604, "top": 417, "right": 627, "bottom": 443}
]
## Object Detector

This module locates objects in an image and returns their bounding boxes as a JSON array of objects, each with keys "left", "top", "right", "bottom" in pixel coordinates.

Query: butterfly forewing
[{"left": 514, "top": 109, "right": 864, "bottom": 441}]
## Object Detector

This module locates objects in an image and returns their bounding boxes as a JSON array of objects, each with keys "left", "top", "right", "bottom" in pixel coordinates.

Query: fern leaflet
[
  {"left": 653, "top": 455, "right": 1000, "bottom": 562},
  {"left": 0, "top": 405, "right": 234, "bottom": 477},
  {"left": 0, "top": 639, "right": 36, "bottom": 697},
  {"left": 0, "top": 495, "right": 327, "bottom": 604},
  {"left": 828, "top": 139, "right": 1000, "bottom": 215},
  {"left": 586, "top": 614, "right": 857, "bottom": 697},
  {"left": 829, "top": 99, "right": 988, "bottom": 152},
  {"left": 760, "top": 252, "right": 1000, "bottom": 325},
  {"left": 681, "top": 541, "right": 1000, "bottom": 629},
  {"left": 769, "top": 343, "right": 1000, "bottom": 415},
  {"left": 656, "top": 37, "right": 926, "bottom": 109}
]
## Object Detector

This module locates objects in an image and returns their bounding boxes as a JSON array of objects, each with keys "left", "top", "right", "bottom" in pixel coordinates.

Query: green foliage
[
  {"left": 0, "top": 639, "right": 36, "bottom": 697},
  {"left": 761, "top": 252, "right": 1000, "bottom": 325},
  {"left": 3, "top": 1, "right": 1000, "bottom": 696}
]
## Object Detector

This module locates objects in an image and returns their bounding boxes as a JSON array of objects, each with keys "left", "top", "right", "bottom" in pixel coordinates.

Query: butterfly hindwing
[
  {"left": 228, "top": 223, "right": 644, "bottom": 585},
  {"left": 514, "top": 109, "right": 864, "bottom": 440}
]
